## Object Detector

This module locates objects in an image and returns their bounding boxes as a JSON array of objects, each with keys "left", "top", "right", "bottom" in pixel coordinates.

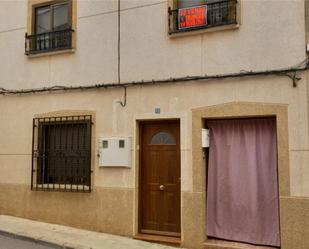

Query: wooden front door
[{"left": 140, "top": 120, "right": 181, "bottom": 237}]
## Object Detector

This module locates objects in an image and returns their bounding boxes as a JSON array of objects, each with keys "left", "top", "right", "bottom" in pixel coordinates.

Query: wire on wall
[
  {"left": 0, "top": 59, "right": 308, "bottom": 96},
  {"left": 116, "top": 0, "right": 127, "bottom": 107}
]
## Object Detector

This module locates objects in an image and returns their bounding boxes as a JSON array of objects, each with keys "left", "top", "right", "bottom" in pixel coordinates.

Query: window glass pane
[
  {"left": 178, "top": 0, "right": 206, "bottom": 8},
  {"left": 36, "top": 6, "right": 51, "bottom": 34},
  {"left": 150, "top": 132, "right": 176, "bottom": 145},
  {"left": 53, "top": 3, "right": 69, "bottom": 31}
]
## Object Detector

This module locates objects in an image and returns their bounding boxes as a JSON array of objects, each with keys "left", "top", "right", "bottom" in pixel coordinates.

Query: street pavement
[
  {"left": 0, "top": 215, "right": 183, "bottom": 249},
  {"left": 0, "top": 234, "right": 55, "bottom": 249}
]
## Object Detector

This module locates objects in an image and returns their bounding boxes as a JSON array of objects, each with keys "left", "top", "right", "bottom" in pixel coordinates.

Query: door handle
[{"left": 159, "top": 185, "right": 165, "bottom": 191}]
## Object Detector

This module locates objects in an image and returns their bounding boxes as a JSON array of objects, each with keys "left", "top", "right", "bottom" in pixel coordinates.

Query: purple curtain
[{"left": 206, "top": 118, "right": 280, "bottom": 247}]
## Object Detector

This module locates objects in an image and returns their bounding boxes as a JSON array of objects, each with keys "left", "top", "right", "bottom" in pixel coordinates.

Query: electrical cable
[{"left": 0, "top": 58, "right": 308, "bottom": 95}]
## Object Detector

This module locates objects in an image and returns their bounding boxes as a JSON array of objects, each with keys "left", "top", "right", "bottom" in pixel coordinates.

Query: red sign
[{"left": 178, "top": 5, "right": 207, "bottom": 30}]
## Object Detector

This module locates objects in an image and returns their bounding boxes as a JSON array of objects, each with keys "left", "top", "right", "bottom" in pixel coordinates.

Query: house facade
[{"left": 0, "top": 1, "right": 308, "bottom": 249}]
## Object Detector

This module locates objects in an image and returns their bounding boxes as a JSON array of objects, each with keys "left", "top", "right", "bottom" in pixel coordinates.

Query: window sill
[
  {"left": 169, "top": 23, "right": 239, "bottom": 38},
  {"left": 32, "top": 184, "right": 90, "bottom": 192},
  {"left": 26, "top": 48, "right": 75, "bottom": 58}
]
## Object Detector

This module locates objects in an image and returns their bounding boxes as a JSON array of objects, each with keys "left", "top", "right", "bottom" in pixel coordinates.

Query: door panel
[{"left": 140, "top": 121, "right": 181, "bottom": 236}]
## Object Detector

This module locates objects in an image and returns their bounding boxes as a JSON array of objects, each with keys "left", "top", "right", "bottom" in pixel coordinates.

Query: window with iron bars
[
  {"left": 31, "top": 115, "right": 92, "bottom": 192},
  {"left": 168, "top": 0, "right": 238, "bottom": 34}
]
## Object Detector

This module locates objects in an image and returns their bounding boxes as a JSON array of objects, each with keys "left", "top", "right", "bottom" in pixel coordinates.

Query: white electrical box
[
  {"left": 98, "top": 137, "right": 132, "bottom": 168},
  {"left": 202, "top": 129, "right": 209, "bottom": 148}
]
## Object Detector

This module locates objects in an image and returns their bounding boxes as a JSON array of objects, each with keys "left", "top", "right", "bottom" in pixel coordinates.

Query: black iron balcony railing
[
  {"left": 25, "top": 29, "right": 73, "bottom": 55},
  {"left": 168, "top": 0, "right": 237, "bottom": 34}
]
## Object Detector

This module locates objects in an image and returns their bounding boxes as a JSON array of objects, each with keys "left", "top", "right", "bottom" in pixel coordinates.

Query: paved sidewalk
[{"left": 0, "top": 215, "right": 183, "bottom": 249}]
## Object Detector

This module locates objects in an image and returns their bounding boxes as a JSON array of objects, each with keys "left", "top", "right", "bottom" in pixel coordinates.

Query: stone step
[{"left": 204, "top": 239, "right": 277, "bottom": 249}]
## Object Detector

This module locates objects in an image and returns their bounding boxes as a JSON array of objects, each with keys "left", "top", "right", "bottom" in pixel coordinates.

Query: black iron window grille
[
  {"left": 25, "top": 29, "right": 73, "bottom": 55},
  {"left": 31, "top": 115, "right": 92, "bottom": 192},
  {"left": 168, "top": 0, "right": 237, "bottom": 34}
]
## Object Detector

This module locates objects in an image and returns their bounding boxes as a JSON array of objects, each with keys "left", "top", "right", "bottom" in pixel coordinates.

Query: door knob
[{"left": 159, "top": 185, "right": 165, "bottom": 191}]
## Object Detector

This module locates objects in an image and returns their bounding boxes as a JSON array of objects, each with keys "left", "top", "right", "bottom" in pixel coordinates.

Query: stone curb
[{"left": 0, "top": 229, "right": 81, "bottom": 249}]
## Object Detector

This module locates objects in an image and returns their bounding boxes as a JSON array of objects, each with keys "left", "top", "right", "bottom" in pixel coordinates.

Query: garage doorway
[{"left": 206, "top": 118, "right": 280, "bottom": 247}]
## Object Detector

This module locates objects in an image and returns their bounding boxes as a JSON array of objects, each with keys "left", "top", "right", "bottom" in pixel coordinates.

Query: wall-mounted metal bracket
[
  {"left": 285, "top": 72, "right": 301, "bottom": 87},
  {"left": 117, "top": 86, "right": 127, "bottom": 107}
]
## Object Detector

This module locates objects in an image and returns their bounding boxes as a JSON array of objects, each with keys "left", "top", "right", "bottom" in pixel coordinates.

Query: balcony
[
  {"left": 168, "top": 0, "right": 238, "bottom": 35},
  {"left": 25, "top": 29, "right": 74, "bottom": 56}
]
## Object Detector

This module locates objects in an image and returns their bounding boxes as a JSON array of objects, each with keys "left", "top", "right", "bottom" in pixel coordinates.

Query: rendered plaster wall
[
  {"left": 0, "top": 74, "right": 308, "bottom": 249},
  {"left": 0, "top": 0, "right": 309, "bottom": 248},
  {"left": 0, "top": 0, "right": 305, "bottom": 87},
  {"left": 0, "top": 76, "right": 307, "bottom": 194}
]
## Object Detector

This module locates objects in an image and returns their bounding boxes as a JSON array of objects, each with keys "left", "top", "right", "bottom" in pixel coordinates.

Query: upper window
[
  {"left": 168, "top": 0, "right": 238, "bottom": 35},
  {"left": 25, "top": 1, "right": 73, "bottom": 55},
  {"left": 35, "top": 2, "right": 70, "bottom": 34},
  {"left": 31, "top": 115, "right": 92, "bottom": 192},
  {"left": 178, "top": 0, "right": 207, "bottom": 8}
]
